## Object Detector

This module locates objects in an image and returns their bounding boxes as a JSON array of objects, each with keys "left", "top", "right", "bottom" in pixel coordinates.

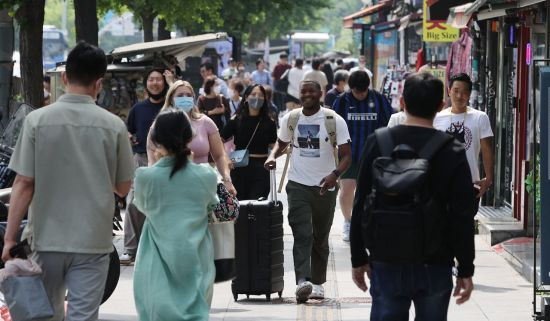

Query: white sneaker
[
  {"left": 309, "top": 284, "right": 325, "bottom": 299},
  {"left": 119, "top": 252, "right": 134, "bottom": 265},
  {"left": 295, "top": 281, "right": 313, "bottom": 303},
  {"left": 342, "top": 220, "right": 351, "bottom": 242}
]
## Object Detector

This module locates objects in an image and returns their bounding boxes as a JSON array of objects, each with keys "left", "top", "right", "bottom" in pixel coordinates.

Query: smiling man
[
  {"left": 120, "top": 69, "right": 168, "bottom": 265},
  {"left": 265, "top": 80, "right": 351, "bottom": 303}
]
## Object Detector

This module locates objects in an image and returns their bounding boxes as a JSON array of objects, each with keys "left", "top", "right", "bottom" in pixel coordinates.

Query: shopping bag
[
  {"left": 208, "top": 213, "right": 236, "bottom": 283},
  {"left": 0, "top": 275, "right": 54, "bottom": 321}
]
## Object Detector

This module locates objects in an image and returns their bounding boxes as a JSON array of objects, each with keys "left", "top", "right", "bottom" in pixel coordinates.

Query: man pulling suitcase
[{"left": 265, "top": 80, "right": 351, "bottom": 303}]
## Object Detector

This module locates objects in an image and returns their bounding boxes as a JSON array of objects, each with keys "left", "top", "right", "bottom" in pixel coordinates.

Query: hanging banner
[
  {"left": 423, "top": 0, "right": 460, "bottom": 42},
  {"left": 539, "top": 66, "right": 550, "bottom": 285}
]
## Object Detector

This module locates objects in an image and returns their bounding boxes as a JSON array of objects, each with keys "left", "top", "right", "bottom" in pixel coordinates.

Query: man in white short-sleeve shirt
[
  {"left": 434, "top": 73, "right": 494, "bottom": 215},
  {"left": 266, "top": 80, "right": 351, "bottom": 303}
]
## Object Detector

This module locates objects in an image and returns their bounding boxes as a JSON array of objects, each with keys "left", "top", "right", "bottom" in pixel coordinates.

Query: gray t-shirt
[{"left": 9, "top": 94, "right": 135, "bottom": 254}]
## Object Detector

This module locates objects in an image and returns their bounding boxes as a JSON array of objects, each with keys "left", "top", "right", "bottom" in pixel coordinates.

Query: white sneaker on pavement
[
  {"left": 309, "top": 284, "right": 325, "bottom": 300},
  {"left": 342, "top": 220, "right": 351, "bottom": 242},
  {"left": 119, "top": 252, "right": 134, "bottom": 265},
  {"left": 295, "top": 281, "right": 313, "bottom": 303}
]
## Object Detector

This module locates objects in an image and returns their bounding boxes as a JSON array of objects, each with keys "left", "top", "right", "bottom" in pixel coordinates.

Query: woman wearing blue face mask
[
  {"left": 147, "top": 80, "right": 236, "bottom": 196},
  {"left": 220, "top": 84, "right": 278, "bottom": 200}
]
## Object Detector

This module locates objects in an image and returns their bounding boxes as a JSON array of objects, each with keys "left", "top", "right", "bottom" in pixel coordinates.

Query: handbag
[
  {"left": 212, "top": 182, "right": 239, "bottom": 222},
  {"left": 229, "top": 120, "right": 261, "bottom": 168},
  {"left": 208, "top": 212, "right": 236, "bottom": 283}
]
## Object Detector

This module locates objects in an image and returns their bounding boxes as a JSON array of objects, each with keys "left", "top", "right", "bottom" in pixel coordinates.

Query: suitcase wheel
[
  {"left": 246, "top": 294, "right": 250, "bottom": 299},
  {"left": 266, "top": 294, "right": 271, "bottom": 301},
  {"left": 233, "top": 293, "right": 238, "bottom": 302},
  {"left": 278, "top": 291, "right": 282, "bottom": 298}
]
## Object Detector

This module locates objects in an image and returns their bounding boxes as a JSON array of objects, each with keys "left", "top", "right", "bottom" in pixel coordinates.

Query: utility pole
[
  {"left": 62, "top": 0, "right": 68, "bottom": 37},
  {"left": 0, "top": 9, "right": 14, "bottom": 125}
]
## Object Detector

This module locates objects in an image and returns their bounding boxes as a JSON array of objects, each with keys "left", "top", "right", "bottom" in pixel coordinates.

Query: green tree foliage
[{"left": 44, "top": 0, "right": 76, "bottom": 46}]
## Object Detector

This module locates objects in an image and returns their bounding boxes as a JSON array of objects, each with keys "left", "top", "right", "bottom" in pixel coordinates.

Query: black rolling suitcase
[{"left": 231, "top": 170, "right": 284, "bottom": 301}]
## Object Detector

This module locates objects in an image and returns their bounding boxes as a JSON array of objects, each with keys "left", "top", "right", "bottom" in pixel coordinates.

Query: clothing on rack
[
  {"left": 446, "top": 30, "right": 473, "bottom": 83},
  {"left": 416, "top": 47, "right": 426, "bottom": 72},
  {"left": 379, "top": 66, "right": 412, "bottom": 112}
]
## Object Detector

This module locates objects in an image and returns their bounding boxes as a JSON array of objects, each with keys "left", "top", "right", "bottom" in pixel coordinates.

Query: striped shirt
[{"left": 333, "top": 90, "right": 393, "bottom": 163}]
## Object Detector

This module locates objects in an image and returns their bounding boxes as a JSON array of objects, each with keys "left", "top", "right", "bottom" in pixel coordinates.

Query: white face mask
[{"left": 344, "top": 85, "right": 350, "bottom": 92}]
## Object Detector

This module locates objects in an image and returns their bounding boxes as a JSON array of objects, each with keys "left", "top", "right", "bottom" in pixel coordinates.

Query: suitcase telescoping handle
[{"left": 270, "top": 169, "right": 278, "bottom": 203}]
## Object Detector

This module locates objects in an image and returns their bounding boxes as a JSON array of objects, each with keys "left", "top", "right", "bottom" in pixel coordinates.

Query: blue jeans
[{"left": 370, "top": 261, "right": 453, "bottom": 321}]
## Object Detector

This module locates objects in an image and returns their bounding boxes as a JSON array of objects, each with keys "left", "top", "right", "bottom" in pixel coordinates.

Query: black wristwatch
[{"left": 332, "top": 169, "right": 341, "bottom": 178}]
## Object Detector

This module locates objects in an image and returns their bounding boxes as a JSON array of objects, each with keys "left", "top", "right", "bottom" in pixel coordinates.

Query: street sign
[{"left": 422, "top": 0, "right": 460, "bottom": 42}]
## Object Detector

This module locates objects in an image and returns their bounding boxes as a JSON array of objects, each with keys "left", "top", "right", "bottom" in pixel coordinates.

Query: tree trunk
[
  {"left": 141, "top": 13, "right": 156, "bottom": 42},
  {"left": 15, "top": 0, "right": 45, "bottom": 108},
  {"left": 157, "top": 18, "right": 171, "bottom": 40},
  {"left": 0, "top": 9, "right": 14, "bottom": 122},
  {"left": 231, "top": 33, "right": 242, "bottom": 62},
  {"left": 74, "top": 0, "right": 98, "bottom": 45}
]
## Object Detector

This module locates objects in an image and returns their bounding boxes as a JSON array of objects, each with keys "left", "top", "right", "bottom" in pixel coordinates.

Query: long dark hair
[
  {"left": 236, "top": 84, "right": 272, "bottom": 120},
  {"left": 150, "top": 110, "right": 193, "bottom": 178}
]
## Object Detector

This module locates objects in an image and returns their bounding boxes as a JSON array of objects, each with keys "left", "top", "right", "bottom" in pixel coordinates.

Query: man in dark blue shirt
[
  {"left": 332, "top": 70, "right": 393, "bottom": 242},
  {"left": 121, "top": 69, "right": 167, "bottom": 264}
]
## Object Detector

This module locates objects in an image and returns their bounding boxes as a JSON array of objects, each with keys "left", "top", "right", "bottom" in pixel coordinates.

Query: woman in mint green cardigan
[{"left": 133, "top": 110, "right": 218, "bottom": 320}]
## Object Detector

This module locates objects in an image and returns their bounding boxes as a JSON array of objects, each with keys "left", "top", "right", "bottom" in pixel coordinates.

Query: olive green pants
[{"left": 286, "top": 180, "right": 338, "bottom": 285}]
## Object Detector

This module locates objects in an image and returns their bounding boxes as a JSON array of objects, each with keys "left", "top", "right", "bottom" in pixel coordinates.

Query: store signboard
[
  {"left": 422, "top": 0, "right": 460, "bottom": 42},
  {"left": 539, "top": 67, "right": 550, "bottom": 284},
  {"left": 526, "top": 43, "right": 532, "bottom": 66}
]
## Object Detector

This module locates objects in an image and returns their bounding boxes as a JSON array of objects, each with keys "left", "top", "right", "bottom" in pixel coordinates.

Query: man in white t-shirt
[
  {"left": 349, "top": 55, "right": 373, "bottom": 80},
  {"left": 434, "top": 73, "right": 494, "bottom": 215},
  {"left": 287, "top": 58, "right": 305, "bottom": 110},
  {"left": 302, "top": 58, "right": 328, "bottom": 99},
  {"left": 265, "top": 80, "right": 351, "bottom": 303}
]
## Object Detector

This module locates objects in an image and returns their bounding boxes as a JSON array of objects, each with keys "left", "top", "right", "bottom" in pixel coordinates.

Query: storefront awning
[
  {"left": 477, "top": 3, "right": 516, "bottom": 20},
  {"left": 342, "top": 0, "right": 392, "bottom": 29},
  {"left": 518, "top": 0, "right": 546, "bottom": 8},
  {"left": 398, "top": 13, "right": 422, "bottom": 31},
  {"left": 110, "top": 33, "right": 228, "bottom": 59},
  {"left": 472, "top": 0, "right": 545, "bottom": 21},
  {"left": 447, "top": 3, "right": 476, "bottom": 28}
]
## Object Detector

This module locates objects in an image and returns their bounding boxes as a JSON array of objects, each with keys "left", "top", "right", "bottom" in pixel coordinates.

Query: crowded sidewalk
[{"left": 100, "top": 158, "right": 533, "bottom": 321}]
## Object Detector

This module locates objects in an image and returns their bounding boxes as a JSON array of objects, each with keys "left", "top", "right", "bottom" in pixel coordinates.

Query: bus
[{"left": 43, "top": 26, "right": 67, "bottom": 71}]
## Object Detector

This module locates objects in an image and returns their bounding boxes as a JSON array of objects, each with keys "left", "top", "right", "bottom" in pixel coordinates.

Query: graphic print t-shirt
[
  {"left": 279, "top": 109, "right": 350, "bottom": 187},
  {"left": 434, "top": 107, "right": 493, "bottom": 181}
]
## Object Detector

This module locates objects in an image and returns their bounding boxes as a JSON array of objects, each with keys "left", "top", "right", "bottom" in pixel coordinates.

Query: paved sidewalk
[{"left": 100, "top": 160, "right": 533, "bottom": 321}]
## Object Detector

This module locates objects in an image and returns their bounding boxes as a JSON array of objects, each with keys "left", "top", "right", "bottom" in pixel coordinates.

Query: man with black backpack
[{"left": 350, "top": 72, "right": 475, "bottom": 320}]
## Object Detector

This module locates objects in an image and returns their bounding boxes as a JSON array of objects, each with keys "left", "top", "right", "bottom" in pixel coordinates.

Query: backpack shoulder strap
[
  {"left": 418, "top": 131, "right": 454, "bottom": 160},
  {"left": 322, "top": 107, "right": 337, "bottom": 148},
  {"left": 279, "top": 108, "right": 302, "bottom": 193},
  {"left": 322, "top": 107, "right": 339, "bottom": 166},
  {"left": 374, "top": 127, "right": 394, "bottom": 157},
  {"left": 287, "top": 108, "right": 302, "bottom": 142},
  {"left": 285, "top": 108, "right": 302, "bottom": 149}
]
